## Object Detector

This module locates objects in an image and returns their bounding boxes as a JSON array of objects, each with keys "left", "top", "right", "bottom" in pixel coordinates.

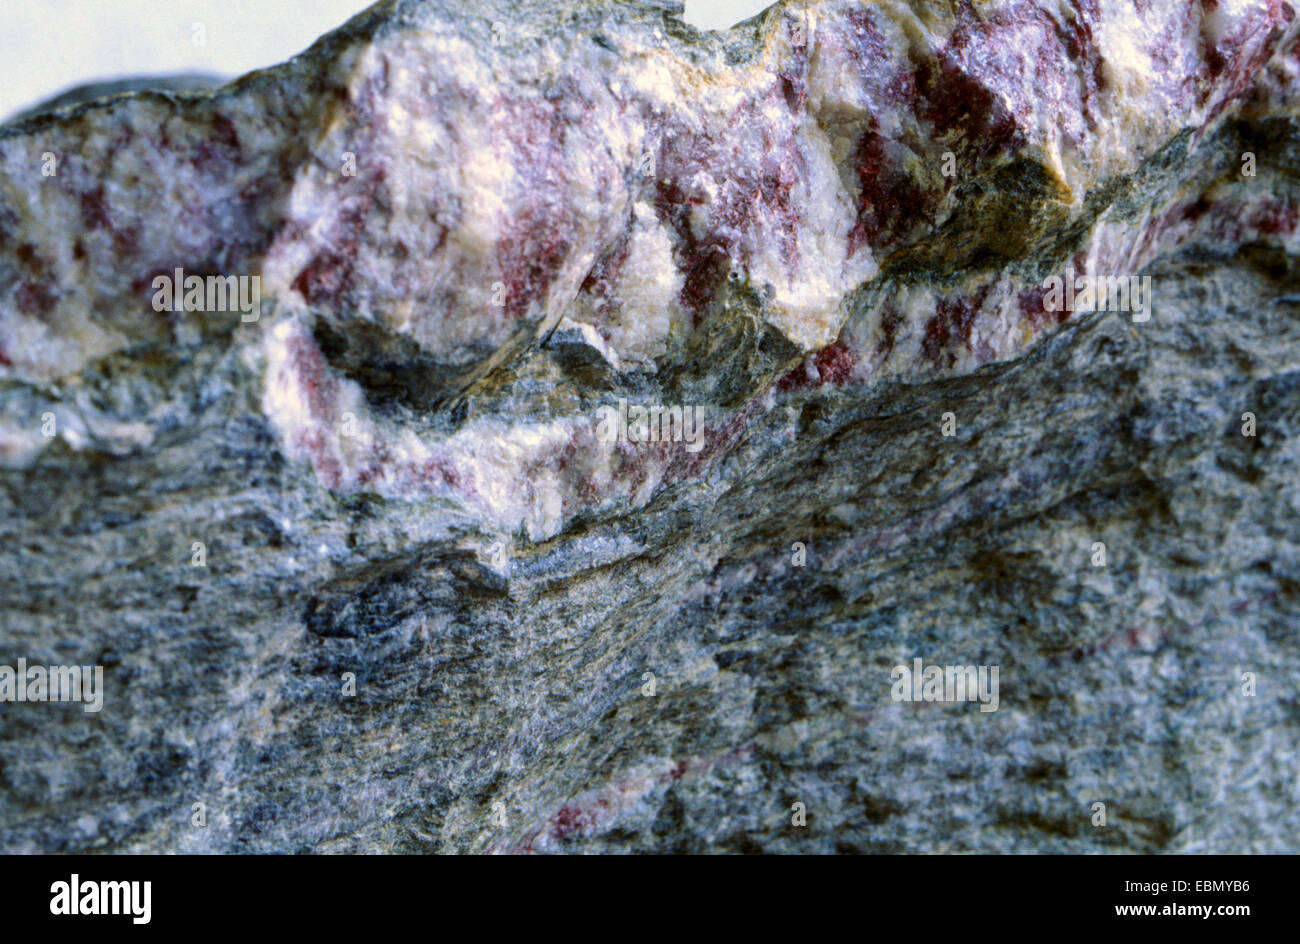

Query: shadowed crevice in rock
[{"left": 1, "top": 0, "right": 1298, "bottom": 852}]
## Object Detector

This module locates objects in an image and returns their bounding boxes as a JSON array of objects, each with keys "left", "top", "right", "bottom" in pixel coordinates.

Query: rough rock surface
[{"left": 1, "top": 0, "right": 1299, "bottom": 853}]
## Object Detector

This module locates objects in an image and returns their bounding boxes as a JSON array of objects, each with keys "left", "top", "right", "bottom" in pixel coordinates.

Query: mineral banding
[{"left": 1, "top": 0, "right": 1298, "bottom": 852}]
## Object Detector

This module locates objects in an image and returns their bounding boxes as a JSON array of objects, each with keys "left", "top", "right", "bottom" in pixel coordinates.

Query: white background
[{"left": 0, "top": 0, "right": 773, "bottom": 121}]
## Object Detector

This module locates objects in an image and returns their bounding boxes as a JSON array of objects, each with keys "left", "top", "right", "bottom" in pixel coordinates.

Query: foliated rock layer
[{"left": 1, "top": 0, "right": 1298, "bottom": 852}]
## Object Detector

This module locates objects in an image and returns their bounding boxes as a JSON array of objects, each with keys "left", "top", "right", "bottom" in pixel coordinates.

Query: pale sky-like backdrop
[{"left": 0, "top": 1, "right": 773, "bottom": 121}]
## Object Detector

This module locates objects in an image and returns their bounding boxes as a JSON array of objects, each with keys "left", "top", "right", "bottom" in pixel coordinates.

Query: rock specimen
[{"left": 1, "top": 0, "right": 1298, "bottom": 852}]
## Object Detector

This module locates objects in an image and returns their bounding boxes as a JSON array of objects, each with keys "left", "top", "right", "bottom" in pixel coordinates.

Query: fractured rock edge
[
  {"left": 1, "top": 0, "right": 1298, "bottom": 543},
  {"left": 0, "top": 0, "right": 1297, "bottom": 852}
]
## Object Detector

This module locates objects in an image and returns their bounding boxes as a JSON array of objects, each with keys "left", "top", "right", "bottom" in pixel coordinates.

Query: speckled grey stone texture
[{"left": 1, "top": 0, "right": 1298, "bottom": 852}]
